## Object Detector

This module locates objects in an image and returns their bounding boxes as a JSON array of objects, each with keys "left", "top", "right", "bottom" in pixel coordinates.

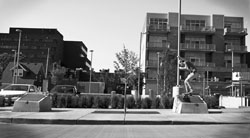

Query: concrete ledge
[
  {"left": 173, "top": 95, "right": 208, "bottom": 114},
  {"left": 12, "top": 94, "right": 51, "bottom": 112}
]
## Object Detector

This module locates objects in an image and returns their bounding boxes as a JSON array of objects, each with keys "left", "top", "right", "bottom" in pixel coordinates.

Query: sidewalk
[{"left": 0, "top": 106, "right": 250, "bottom": 125}]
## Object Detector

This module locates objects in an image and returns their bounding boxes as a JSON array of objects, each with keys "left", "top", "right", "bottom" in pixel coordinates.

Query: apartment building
[{"left": 141, "top": 13, "right": 249, "bottom": 96}]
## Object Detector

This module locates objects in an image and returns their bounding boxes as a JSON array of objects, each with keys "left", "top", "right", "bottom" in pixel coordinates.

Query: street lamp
[
  {"left": 12, "top": 50, "right": 16, "bottom": 84},
  {"left": 157, "top": 52, "right": 160, "bottom": 95},
  {"left": 228, "top": 48, "right": 234, "bottom": 96},
  {"left": 138, "top": 32, "right": 147, "bottom": 97},
  {"left": 15, "top": 29, "right": 22, "bottom": 84},
  {"left": 89, "top": 50, "right": 94, "bottom": 93}
]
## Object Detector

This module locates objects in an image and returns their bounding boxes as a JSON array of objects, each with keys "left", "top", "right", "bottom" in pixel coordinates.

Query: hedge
[{"left": 0, "top": 94, "right": 219, "bottom": 109}]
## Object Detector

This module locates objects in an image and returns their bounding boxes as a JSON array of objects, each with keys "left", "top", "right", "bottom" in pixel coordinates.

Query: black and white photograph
[{"left": 0, "top": 0, "right": 250, "bottom": 137}]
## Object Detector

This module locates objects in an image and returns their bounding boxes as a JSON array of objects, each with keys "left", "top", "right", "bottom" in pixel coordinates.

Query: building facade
[
  {"left": 141, "top": 13, "right": 249, "bottom": 96},
  {"left": 0, "top": 27, "right": 91, "bottom": 78},
  {"left": 62, "top": 41, "right": 90, "bottom": 71},
  {"left": 0, "top": 27, "right": 64, "bottom": 69}
]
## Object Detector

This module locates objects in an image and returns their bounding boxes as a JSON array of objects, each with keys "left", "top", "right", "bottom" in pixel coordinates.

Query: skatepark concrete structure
[{"left": 173, "top": 95, "right": 208, "bottom": 114}]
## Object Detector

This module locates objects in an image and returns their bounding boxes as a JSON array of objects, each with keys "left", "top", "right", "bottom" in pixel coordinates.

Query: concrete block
[
  {"left": 12, "top": 93, "right": 51, "bottom": 112},
  {"left": 173, "top": 95, "right": 208, "bottom": 114}
]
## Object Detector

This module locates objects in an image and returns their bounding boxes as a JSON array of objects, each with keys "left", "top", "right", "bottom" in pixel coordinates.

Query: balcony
[
  {"left": 225, "top": 45, "right": 247, "bottom": 53},
  {"left": 225, "top": 63, "right": 248, "bottom": 68},
  {"left": 180, "top": 43, "right": 216, "bottom": 51},
  {"left": 181, "top": 26, "right": 215, "bottom": 34},
  {"left": 224, "top": 28, "right": 248, "bottom": 36},
  {"left": 148, "top": 24, "right": 170, "bottom": 33},
  {"left": 147, "top": 42, "right": 170, "bottom": 51},
  {"left": 146, "top": 60, "right": 158, "bottom": 68},
  {"left": 193, "top": 62, "right": 215, "bottom": 67}
]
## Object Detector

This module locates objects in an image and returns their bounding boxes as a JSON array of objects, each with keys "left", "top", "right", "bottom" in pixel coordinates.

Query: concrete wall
[{"left": 219, "top": 96, "right": 246, "bottom": 108}]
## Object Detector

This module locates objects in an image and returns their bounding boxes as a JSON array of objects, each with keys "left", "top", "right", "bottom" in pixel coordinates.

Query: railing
[
  {"left": 193, "top": 62, "right": 216, "bottom": 67},
  {"left": 180, "top": 43, "right": 216, "bottom": 51},
  {"left": 225, "top": 45, "right": 247, "bottom": 53},
  {"left": 148, "top": 24, "right": 170, "bottom": 32},
  {"left": 181, "top": 26, "right": 215, "bottom": 33},
  {"left": 225, "top": 63, "right": 248, "bottom": 68},
  {"left": 224, "top": 27, "right": 247, "bottom": 34},
  {"left": 146, "top": 60, "right": 158, "bottom": 67},
  {"left": 148, "top": 42, "right": 170, "bottom": 49}
]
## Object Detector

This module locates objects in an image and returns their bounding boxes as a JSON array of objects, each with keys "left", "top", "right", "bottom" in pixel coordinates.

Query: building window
[
  {"left": 14, "top": 69, "right": 23, "bottom": 77},
  {"left": 186, "top": 20, "right": 205, "bottom": 27}
]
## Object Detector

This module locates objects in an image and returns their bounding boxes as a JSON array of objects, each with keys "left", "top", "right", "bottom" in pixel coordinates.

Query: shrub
[
  {"left": 78, "top": 95, "right": 87, "bottom": 108},
  {"left": 71, "top": 96, "right": 79, "bottom": 108},
  {"left": 118, "top": 96, "right": 124, "bottom": 109},
  {"left": 141, "top": 97, "right": 152, "bottom": 109},
  {"left": 161, "top": 95, "right": 174, "bottom": 109},
  {"left": 127, "top": 96, "right": 135, "bottom": 109},
  {"left": 58, "top": 95, "right": 66, "bottom": 108},
  {"left": 100, "top": 96, "right": 110, "bottom": 108},
  {"left": 155, "top": 97, "right": 161, "bottom": 109},
  {"left": 111, "top": 95, "right": 120, "bottom": 109},
  {"left": 86, "top": 95, "right": 94, "bottom": 108},
  {"left": 66, "top": 95, "right": 72, "bottom": 108},
  {"left": 93, "top": 96, "right": 101, "bottom": 108},
  {"left": 51, "top": 94, "right": 58, "bottom": 108},
  {"left": 203, "top": 96, "right": 218, "bottom": 109},
  {"left": 136, "top": 97, "right": 142, "bottom": 109},
  {"left": 0, "top": 96, "right": 5, "bottom": 107}
]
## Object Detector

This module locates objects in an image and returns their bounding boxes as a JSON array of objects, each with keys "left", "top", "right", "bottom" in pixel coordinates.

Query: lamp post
[
  {"left": 12, "top": 50, "right": 16, "bottom": 84},
  {"left": 173, "top": 0, "right": 181, "bottom": 97},
  {"left": 228, "top": 48, "right": 234, "bottom": 96},
  {"left": 89, "top": 50, "right": 94, "bottom": 93},
  {"left": 157, "top": 52, "right": 160, "bottom": 95},
  {"left": 15, "top": 29, "right": 22, "bottom": 84}
]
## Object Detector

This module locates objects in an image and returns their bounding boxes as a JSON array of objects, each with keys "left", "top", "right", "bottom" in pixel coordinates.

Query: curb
[{"left": 1, "top": 118, "right": 250, "bottom": 125}]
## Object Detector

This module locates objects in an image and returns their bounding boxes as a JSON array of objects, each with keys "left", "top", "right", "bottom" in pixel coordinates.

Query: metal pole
[
  {"left": 232, "top": 50, "right": 234, "bottom": 96},
  {"left": 15, "top": 29, "right": 22, "bottom": 84},
  {"left": 157, "top": 52, "right": 160, "bottom": 95},
  {"left": 138, "top": 32, "right": 142, "bottom": 97},
  {"left": 12, "top": 50, "right": 16, "bottom": 84},
  {"left": 176, "top": 0, "right": 181, "bottom": 86},
  {"left": 45, "top": 48, "right": 50, "bottom": 79},
  {"left": 89, "top": 50, "right": 93, "bottom": 93}
]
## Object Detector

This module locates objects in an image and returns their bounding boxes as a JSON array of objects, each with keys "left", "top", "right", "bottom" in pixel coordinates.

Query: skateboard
[{"left": 182, "top": 92, "right": 193, "bottom": 102}]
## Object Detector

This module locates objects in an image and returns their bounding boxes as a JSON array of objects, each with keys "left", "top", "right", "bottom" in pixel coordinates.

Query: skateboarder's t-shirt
[{"left": 186, "top": 61, "right": 197, "bottom": 73}]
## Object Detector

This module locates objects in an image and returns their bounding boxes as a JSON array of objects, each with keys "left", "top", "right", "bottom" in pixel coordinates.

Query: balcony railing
[
  {"left": 146, "top": 60, "right": 158, "bottom": 67},
  {"left": 224, "top": 27, "right": 248, "bottom": 35},
  {"left": 225, "top": 63, "right": 248, "bottom": 68},
  {"left": 193, "top": 62, "right": 216, "bottom": 67},
  {"left": 181, "top": 26, "right": 215, "bottom": 33},
  {"left": 180, "top": 43, "right": 216, "bottom": 51},
  {"left": 148, "top": 24, "right": 170, "bottom": 32},
  {"left": 225, "top": 45, "right": 247, "bottom": 53}
]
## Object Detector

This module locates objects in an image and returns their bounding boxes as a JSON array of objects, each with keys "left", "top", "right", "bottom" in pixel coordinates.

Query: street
[{"left": 0, "top": 123, "right": 249, "bottom": 138}]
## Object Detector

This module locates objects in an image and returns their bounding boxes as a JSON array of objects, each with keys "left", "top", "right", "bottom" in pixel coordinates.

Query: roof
[{"left": 1, "top": 62, "right": 44, "bottom": 84}]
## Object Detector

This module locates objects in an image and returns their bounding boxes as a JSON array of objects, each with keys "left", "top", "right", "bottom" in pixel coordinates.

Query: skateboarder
[{"left": 178, "top": 56, "right": 197, "bottom": 95}]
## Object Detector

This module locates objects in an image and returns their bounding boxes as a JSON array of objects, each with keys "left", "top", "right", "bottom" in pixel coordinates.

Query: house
[{"left": 1, "top": 62, "right": 45, "bottom": 87}]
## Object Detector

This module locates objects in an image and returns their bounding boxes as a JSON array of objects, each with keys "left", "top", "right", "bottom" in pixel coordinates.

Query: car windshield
[
  {"left": 4, "top": 85, "right": 29, "bottom": 91},
  {"left": 51, "top": 86, "right": 74, "bottom": 93}
]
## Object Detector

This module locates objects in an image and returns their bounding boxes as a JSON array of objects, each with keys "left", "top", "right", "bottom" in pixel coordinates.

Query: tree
[
  {"left": 159, "top": 49, "right": 177, "bottom": 96},
  {"left": 0, "top": 53, "right": 13, "bottom": 79},
  {"left": 113, "top": 46, "right": 139, "bottom": 91}
]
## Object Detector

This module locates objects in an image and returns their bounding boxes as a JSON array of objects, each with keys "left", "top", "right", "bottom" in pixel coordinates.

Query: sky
[{"left": 0, "top": 0, "right": 249, "bottom": 72}]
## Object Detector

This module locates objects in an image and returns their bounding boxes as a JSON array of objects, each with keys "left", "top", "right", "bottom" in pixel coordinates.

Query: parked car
[
  {"left": 49, "top": 85, "right": 80, "bottom": 96},
  {"left": 0, "top": 84, "right": 41, "bottom": 103}
]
